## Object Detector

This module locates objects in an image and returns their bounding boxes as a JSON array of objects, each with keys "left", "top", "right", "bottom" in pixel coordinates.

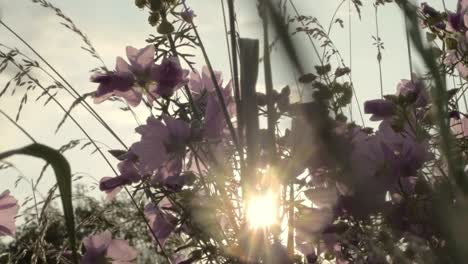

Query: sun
[{"left": 246, "top": 191, "right": 278, "bottom": 229}]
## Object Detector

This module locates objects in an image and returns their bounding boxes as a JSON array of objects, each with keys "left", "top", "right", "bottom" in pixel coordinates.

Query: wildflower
[
  {"left": 126, "top": 45, "right": 156, "bottom": 76},
  {"left": 152, "top": 158, "right": 185, "bottom": 190},
  {"left": 149, "top": 57, "right": 189, "bottom": 99},
  {"left": 81, "top": 230, "right": 138, "bottom": 264},
  {"left": 342, "top": 121, "right": 430, "bottom": 215},
  {"left": 396, "top": 75, "right": 428, "bottom": 107},
  {"left": 131, "top": 115, "right": 190, "bottom": 175},
  {"left": 349, "top": 128, "right": 386, "bottom": 188},
  {"left": 99, "top": 158, "right": 140, "bottom": 200},
  {"left": 92, "top": 45, "right": 156, "bottom": 106},
  {"left": 0, "top": 190, "right": 19, "bottom": 237},
  {"left": 446, "top": 0, "right": 468, "bottom": 32},
  {"left": 144, "top": 200, "right": 177, "bottom": 246},
  {"left": 189, "top": 66, "right": 223, "bottom": 101},
  {"left": 91, "top": 70, "right": 138, "bottom": 106},
  {"left": 376, "top": 121, "right": 430, "bottom": 180},
  {"left": 363, "top": 99, "right": 395, "bottom": 121},
  {"left": 204, "top": 80, "right": 235, "bottom": 140},
  {"left": 181, "top": 8, "right": 196, "bottom": 23}
]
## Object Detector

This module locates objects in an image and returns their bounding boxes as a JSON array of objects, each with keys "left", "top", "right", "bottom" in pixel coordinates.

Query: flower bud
[
  {"left": 181, "top": 8, "right": 195, "bottom": 23},
  {"left": 148, "top": 12, "right": 161, "bottom": 26},
  {"left": 135, "top": 0, "right": 146, "bottom": 9},
  {"left": 148, "top": 0, "right": 162, "bottom": 11},
  {"left": 158, "top": 19, "right": 175, "bottom": 34}
]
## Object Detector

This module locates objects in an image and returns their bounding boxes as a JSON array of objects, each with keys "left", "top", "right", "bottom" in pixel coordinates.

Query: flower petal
[{"left": 106, "top": 239, "right": 138, "bottom": 261}]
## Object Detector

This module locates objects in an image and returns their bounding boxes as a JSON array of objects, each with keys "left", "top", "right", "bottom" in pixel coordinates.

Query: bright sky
[{"left": 0, "top": 0, "right": 456, "bottom": 205}]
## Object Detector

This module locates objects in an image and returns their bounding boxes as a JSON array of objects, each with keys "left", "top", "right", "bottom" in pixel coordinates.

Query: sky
[{"left": 0, "top": 0, "right": 456, "bottom": 208}]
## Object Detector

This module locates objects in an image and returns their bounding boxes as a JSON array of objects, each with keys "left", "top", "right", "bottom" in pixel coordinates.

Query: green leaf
[
  {"left": 298, "top": 73, "right": 317, "bottom": 83},
  {"left": 315, "top": 64, "right": 331, "bottom": 75},
  {"left": 426, "top": 32, "right": 437, "bottom": 42},
  {"left": 446, "top": 37, "right": 458, "bottom": 50},
  {"left": 0, "top": 143, "right": 77, "bottom": 264}
]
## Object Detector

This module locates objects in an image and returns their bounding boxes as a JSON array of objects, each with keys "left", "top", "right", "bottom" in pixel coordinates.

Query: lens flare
[{"left": 246, "top": 192, "right": 278, "bottom": 229}]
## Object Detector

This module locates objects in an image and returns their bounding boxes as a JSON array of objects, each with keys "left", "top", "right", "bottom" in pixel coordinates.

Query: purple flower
[
  {"left": 396, "top": 75, "right": 428, "bottom": 107},
  {"left": 204, "top": 80, "right": 235, "bottom": 140},
  {"left": 131, "top": 115, "right": 190, "bottom": 175},
  {"left": 163, "top": 114, "right": 192, "bottom": 148},
  {"left": 99, "top": 159, "right": 141, "bottom": 201},
  {"left": 189, "top": 66, "right": 223, "bottom": 101},
  {"left": 152, "top": 158, "right": 185, "bottom": 190},
  {"left": 375, "top": 121, "right": 431, "bottom": 180},
  {"left": 149, "top": 57, "right": 189, "bottom": 99},
  {"left": 144, "top": 200, "right": 178, "bottom": 246},
  {"left": 363, "top": 99, "right": 395, "bottom": 121},
  {"left": 447, "top": 0, "right": 468, "bottom": 32},
  {"left": 448, "top": 11, "right": 466, "bottom": 32},
  {"left": 188, "top": 66, "right": 235, "bottom": 140},
  {"left": 126, "top": 45, "right": 155, "bottom": 76},
  {"left": 349, "top": 128, "right": 386, "bottom": 187},
  {"left": 81, "top": 230, "right": 138, "bottom": 264},
  {"left": 131, "top": 117, "right": 169, "bottom": 174},
  {"left": 92, "top": 45, "right": 155, "bottom": 107},
  {"left": 91, "top": 70, "right": 138, "bottom": 106},
  {"left": 0, "top": 190, "right": 19, "bottom": 237},
  {"left": 181, "top": 8, "right": 196, "bottom": 23},
  {"left": 343, "top": 122, "right": 430, "bottom": 213}
]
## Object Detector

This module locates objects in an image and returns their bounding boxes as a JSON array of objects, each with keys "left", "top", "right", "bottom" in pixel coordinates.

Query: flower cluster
[{"left": 91, "top": 45, "right": 188, "bottom": 106}]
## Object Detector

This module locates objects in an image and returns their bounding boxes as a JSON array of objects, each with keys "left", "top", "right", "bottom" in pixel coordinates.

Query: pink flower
[
  {"left": 188, "top": 66, "right": 236, "bottom": 140},
  {"left": 144, "top": 200, "right": 178, "bottom": 246},
  {"left": 91, "top": 70, "right": 138, "bottom": 106},
  {"left": 189, "top": 66, "right": 223, "bottom": 101},
  {"left": 131, "top": 115, "right": 190, "bottom": 175},
  {"left": 396, "top": 75, "right": 428, "bottom": 107},
  {"left": 126, "top": 45, "right": 155, "bottom": 76},
  {"left": 149, "top": 57, "right": 189, "bottom": 99},
  {"left": 0, "top": 190, "right": 19, "bottom": 237},
  {"left": 204, "top": 80, "right": 235, "bottom": 140},
  {"left": 81, "top": 230, "right": 138, "bottom": 264},
  {"left": 363, "top": 99, "right": 395, "bottom": 121},
  {"left": 92, "top": 45, "right": 155, "bottom": 106},
  {"left": 340, "top": 121, "right": 430, "bottom": 215},
  {"left": 446, "top": 0, "right": 468, "bottom": 32},
  {"left": 99, "top": 158, "right": 141, "bottom": 201}
]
